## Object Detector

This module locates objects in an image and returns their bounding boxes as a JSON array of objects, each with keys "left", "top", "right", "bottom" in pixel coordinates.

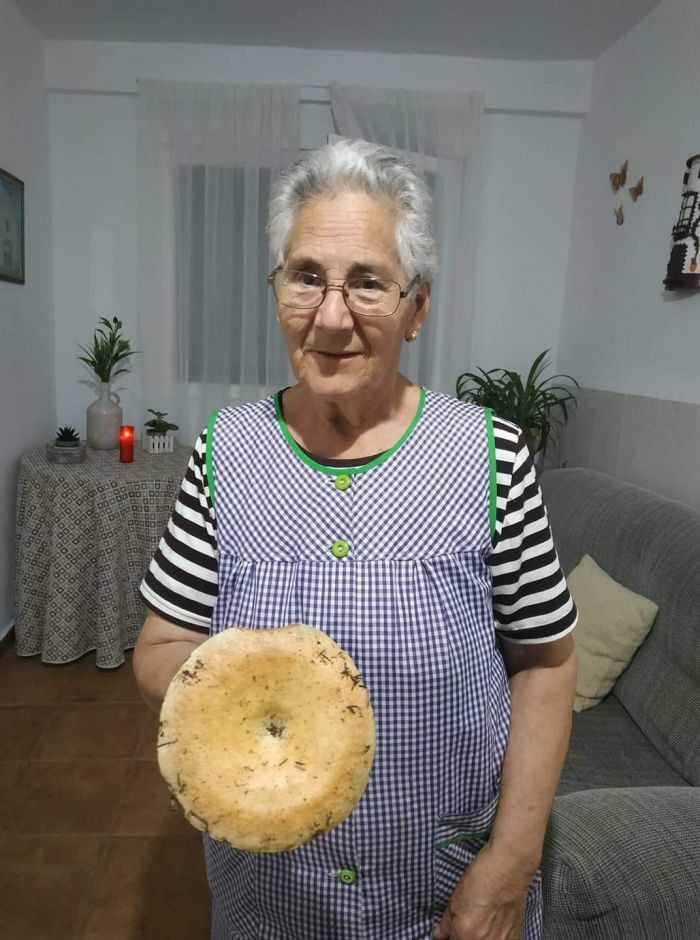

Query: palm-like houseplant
[
  {"left": 77, "top": 316, "right": 138, "bottom": 382},
  {"left": 77, "top": 316, "right": 139, "bottom": 450},
  {"left": 456, "top": 349, "right": 578, "bottom": 460}
]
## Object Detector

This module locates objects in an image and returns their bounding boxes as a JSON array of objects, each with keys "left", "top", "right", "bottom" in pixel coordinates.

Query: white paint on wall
[
  {"left": 558, "top": 0, "right": 700, "bottom": 405},
  {"left": 50, "top": 91, "right": 138, "bottom": 429},
  {"left": 470, "top": 110, "right": 582, "bottom": 377},
  {"left": 0, "top": 0, "right": 55, "bottom": 640}
]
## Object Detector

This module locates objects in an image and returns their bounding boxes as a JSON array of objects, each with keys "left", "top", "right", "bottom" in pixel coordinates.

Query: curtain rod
[{"left": 45, "top": 87, "right": 585, "bottom": 118}]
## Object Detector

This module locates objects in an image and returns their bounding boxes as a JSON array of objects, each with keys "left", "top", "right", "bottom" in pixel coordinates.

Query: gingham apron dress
[{"left": 202, "top": 386, "right": 543, "bottom": 940}]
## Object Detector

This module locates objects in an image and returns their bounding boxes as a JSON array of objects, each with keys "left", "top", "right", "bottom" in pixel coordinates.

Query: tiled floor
[{"left": 0, "top": 644, "right": 212, "bottom": 939}]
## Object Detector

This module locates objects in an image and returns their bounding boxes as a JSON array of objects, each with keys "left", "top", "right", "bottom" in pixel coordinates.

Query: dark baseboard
[{"left": 0, "top": 625, "right": 15, "bottom": 658}]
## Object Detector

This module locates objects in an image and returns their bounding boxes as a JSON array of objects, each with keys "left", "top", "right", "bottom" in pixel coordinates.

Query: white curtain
[
  {"left": 134, "top": 79, "right": 300, "bottom": 443},
  {"left": 330, "top": 83, "right": 484, "bottom": 398}
]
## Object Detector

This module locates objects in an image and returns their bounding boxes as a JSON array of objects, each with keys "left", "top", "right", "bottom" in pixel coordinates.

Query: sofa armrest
[{"left": 541, "top": 786, "right": 700, "bottom": 940}]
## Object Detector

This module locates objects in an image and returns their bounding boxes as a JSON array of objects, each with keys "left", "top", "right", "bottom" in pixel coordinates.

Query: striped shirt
[{"left": 140, "top": 403, "right": 576, "bottom": 645}]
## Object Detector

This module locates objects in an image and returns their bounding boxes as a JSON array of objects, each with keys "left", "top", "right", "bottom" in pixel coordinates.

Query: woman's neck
[{"left": 282, "top": 377, "right": 419, "bottom": 460}]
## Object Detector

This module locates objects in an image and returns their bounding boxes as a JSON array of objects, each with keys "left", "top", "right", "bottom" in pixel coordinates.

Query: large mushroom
[{"left": 157, "top": 623, "right": 376, "bottom": 852}]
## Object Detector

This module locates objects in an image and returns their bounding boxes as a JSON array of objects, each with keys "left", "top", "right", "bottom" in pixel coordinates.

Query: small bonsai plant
[
  {"left": 55, "top": 426, "right": 80, "bottom": 447},
  {"left": 456, "top": 349, "right": 578, "bottom": 460},
  {"left": 77, "top": 316, "right": 138, "bottom": 383},
  {"left": 144, "top": 410, "right": 179, "bottom": 436}
]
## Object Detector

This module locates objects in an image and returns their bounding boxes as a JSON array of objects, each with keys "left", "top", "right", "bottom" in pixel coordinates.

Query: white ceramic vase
[{"left": 86, "top": 382, "right": 122, "bottom": 449}]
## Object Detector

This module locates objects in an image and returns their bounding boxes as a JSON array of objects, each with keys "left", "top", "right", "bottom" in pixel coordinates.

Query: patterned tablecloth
[{"left": 14, "top": 444, "right": 191, "bottom": 667}]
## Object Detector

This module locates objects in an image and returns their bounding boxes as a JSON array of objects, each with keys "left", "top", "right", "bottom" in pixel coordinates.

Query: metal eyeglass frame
[{"left": 267, "top": 267, "right": 421, "bottom": 317}]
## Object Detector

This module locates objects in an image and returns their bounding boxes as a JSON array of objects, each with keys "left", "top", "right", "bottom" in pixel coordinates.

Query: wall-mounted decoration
[
  {"left": 614, "top": 205, "right": 625, "bottom": 226},
  {"left": 0, "top": 167, "right": 25, "bottom": 285},
  {"left": 609, "top": 160, "right": 628, "bottom": 194},
  {"left": 629, "top": 177, "right": 644, "bottom": 202},
  {"left": 664, "top": 154, "right": 700, "bottom": 290}
]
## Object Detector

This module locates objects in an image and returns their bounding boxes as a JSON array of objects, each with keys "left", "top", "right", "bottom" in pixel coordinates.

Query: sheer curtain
[
  {"left": 329, "top": 83, "right": 484, "bottom": 397},
  {"left": 134, "top": 79, "right": 300, "bottom": 443}
]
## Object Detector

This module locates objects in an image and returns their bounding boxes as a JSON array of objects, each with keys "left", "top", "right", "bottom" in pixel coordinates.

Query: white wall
[
  {"left": 45, "top": 41, "right": 590, "bottom": 433},
  {"left": 0, "top": 0, "right": 55, "bottom": 640},
  {"left": 558, "top": 0, "right": 700, "bottom": 405}
]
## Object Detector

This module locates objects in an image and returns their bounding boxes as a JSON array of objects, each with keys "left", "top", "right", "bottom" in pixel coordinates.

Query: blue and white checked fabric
[{"left": 203, "top": 387, "right": 543, "bottom": 940}]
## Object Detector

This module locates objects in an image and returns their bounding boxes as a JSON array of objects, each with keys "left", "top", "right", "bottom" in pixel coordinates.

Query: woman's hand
[{"left": 432, "top": 842, "right": 531, "bottom": 940}]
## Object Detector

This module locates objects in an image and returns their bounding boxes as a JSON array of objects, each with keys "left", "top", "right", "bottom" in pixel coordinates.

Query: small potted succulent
[
  {"left": 46, "top": 426, "right": 87, "bottom": 464},
  {"left": 143, "top": 409, "right": 179, "bottom": 454}
]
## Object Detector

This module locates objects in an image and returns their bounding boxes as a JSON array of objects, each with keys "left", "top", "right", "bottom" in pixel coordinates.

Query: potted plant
[
  {"left": 55, "top": 426, "right": 80, "bottom": 447},
  {"left": 46, "top": 426, "right": 87, "bottom": 464},
  {"left": 143, "top": 409, "right": 179, "bottom": 454},
  {"left": 456, "top": 349, "right": 578, "bottom": 467},
  {"left": 77, "top": 316, "right": 139, "bottom": 450}
]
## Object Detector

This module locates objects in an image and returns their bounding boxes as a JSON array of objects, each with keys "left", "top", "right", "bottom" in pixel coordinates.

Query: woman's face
[{"left": 275, "top": 190, "right": 430, "bottom": 404}]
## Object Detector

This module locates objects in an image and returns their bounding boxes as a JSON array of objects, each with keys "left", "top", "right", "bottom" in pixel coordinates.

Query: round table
[{"left": 14, "top": 444, "right": 191, "bottom": 667}]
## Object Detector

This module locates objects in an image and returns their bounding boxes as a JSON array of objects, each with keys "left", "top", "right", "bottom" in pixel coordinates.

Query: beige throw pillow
[{"left": 567, "top": 554, "right": 658, "bottom": 712}]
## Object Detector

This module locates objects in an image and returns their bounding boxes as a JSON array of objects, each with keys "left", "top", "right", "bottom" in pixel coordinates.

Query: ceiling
[{"left": 14, "top": 0, "right": 660, "bottom": 61}]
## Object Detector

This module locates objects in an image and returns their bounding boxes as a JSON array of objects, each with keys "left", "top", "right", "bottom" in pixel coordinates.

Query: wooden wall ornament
[
  {"left": 664, "top": 154, "right": 700, "bottom": 290},
  {"left": 614, "top": 205, "right": 625, "bottom": 226}
]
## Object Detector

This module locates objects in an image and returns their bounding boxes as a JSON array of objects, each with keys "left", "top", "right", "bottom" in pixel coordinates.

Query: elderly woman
[{"left": 133, "top": 138, "right": 577, "bottom": 940}]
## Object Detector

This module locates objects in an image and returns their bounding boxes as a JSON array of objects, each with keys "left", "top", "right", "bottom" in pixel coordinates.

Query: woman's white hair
[{"left": 268, "top": 138, "right": 437, "bottom": 281}]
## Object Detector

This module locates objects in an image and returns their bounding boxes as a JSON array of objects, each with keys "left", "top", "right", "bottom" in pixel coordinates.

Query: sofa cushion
[
  {"left": 567, "top": 554, "right": 658, "bottom": 712},
  {"left": 541, "top": 468, "right": 700, "bottom": 785},
  {"left": 557, "top": 695, "right": 688, "bottom": 795},
  {"left": 542, "top": 787, "right": 700, "bottom": 939}
]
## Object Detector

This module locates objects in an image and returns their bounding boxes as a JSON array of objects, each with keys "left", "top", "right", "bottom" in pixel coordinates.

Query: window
[
  {"left": 174, "top": 164, "right": 275, "bottom": 385},
  {"left": 672, "top": 192, "right": 697, "bottom": 241}
]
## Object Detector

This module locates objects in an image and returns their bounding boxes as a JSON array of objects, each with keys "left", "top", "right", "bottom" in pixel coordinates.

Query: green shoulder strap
[
  {"left": 205, "top": 409, "right": 218, "bottom": 511},
  {"left": 484, "top": 408, "right": 497, "bottom": 543}
]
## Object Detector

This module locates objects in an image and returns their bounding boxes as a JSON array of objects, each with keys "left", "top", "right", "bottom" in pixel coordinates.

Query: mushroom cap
[{"left": 158, "top": 623, "right": 376, "bottom": 852}]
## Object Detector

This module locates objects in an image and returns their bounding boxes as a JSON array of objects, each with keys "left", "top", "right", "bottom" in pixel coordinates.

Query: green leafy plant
[
  {"left": 456, "top": 349, "right": 578, "bottom": 458},
  {"left": 77, "top": 316, "right": 138, "bottom": 383},
  {"left": 144, "top": 409, "right": 179, "bottom": 436},
  {"left": 55, "top": 426, "right": 80, "bottom": 445}
]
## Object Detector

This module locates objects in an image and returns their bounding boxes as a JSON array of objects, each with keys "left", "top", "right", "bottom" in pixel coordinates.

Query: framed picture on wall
[{"left": 0, "top": 167, "right": 25, "bottom": 284}]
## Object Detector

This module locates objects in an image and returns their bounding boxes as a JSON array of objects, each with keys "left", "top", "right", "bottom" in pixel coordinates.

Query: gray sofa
[{"left": 539, "top": 468, "right": 700, "bottom": 939}]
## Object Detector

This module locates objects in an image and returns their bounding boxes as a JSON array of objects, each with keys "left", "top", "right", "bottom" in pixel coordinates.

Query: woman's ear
[{"left": 412, "top": 279, "right": 431, "bottom": 330}]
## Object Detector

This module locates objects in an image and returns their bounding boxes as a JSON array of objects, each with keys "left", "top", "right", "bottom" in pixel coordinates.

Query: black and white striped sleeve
[
  {"left": 487, "top": 417, "right": 577, "bottom": 644},
  {"left": 139, "top": 429, "right": 218, "bottom": 635}
]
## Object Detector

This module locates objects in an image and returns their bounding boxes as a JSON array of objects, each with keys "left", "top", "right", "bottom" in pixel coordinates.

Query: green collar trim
[
  {"left": 485, "top": 407, "right": 497, "bottom": 543},
  {"left": 273, "top": 387, "right": 426, "bottom": 477}
]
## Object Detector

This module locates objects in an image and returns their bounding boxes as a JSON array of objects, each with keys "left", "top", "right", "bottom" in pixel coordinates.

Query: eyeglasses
[{"left": 267, "top": 268, "right": 420, "bottom": 318}]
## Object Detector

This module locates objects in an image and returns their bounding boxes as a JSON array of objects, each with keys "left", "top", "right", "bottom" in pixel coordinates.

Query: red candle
[{"left": 119, "top": 425, "right": 135, "bottom": 463}]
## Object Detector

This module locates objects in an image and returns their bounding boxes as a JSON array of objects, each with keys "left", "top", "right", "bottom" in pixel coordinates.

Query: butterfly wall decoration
[
  {"left": 609, "top": 160, "right": 628, "bottom": 194},
  {"left": 609, "top": 161, "right": 644, "bottom": 225},
  {"left": 629, "top": 177, "right": 644, "bottom": 201}
]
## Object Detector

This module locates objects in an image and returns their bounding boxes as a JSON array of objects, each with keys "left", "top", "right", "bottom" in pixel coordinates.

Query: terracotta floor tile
[
  {"left": 63, "top": 651, "right": 145, "bottom": 703},
  {"left": 0, "top": 759, "right": 132, "bottom": 834},
  {"left": 34, "top": 703, "right": 148, "bottom": 760},
  {"left": 114, "top": 761, "right": 193, "bottom": 836},
  {"left": 0, "top": 834, "right": 106, "bottom": 940},
  {"left": 0, "top": 651, "right": 76, "bottom": 704},
  {"left": 0, "top": 704, "right": 55, "bottom": 759},
  {"left": 134, "top": 708, "right": 160, "bottom": 761},
  {"left": 79, "top": 835, "right": 211, "bottom": 939}
]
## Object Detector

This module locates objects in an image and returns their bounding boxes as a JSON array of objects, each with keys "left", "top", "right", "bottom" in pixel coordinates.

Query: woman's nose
[{"left": 314, "top": 285, "right": 354, "bottom": 330}]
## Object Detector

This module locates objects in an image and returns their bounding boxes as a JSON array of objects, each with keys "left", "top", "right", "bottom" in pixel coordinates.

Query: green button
[
  {"left": 338, "top": 868, "right": 357, "bottom": 885},
  {"left": 331, "top": 539, "right": 350, "bottom": 558},
  {"left": 335, "top": 474, "right": 351, "bottom": 491}
]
